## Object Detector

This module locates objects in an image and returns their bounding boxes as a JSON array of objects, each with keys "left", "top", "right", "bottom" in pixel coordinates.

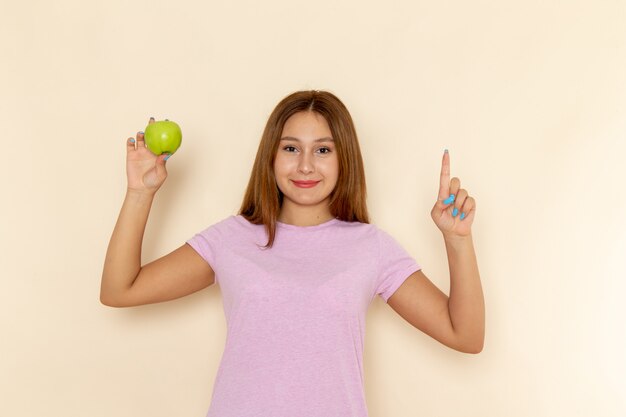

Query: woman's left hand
[{"left": 430, "top": 150, "right": 476, "bottom": 238}]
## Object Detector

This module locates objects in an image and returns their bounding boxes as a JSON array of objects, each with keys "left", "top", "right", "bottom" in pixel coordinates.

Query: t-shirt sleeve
[
  {"left": 375, "top": 228, "right": 422, "bottom": 303},
  {"left": 186, "top": 223, "right": 222, "bottom": 285}
]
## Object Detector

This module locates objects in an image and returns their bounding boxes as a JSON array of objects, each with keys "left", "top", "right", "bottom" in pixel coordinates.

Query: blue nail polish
[
  {"left": 443, "top": 194, "right": 455, "bottom": 205},
  {"left": 452, "top": 207, "right": 458, "bottom": 217},
  {"left": 164, "top": 154, "right": 171, "bottom": 161},
  {"left": 130, "top": 138, "right": 135, "bottom": 143},
  {"left": 460, "top": 212, "right": 466, "bottom": 220},
  {"left": 138, "top": 131, "right": 144, "bottom": 134}
]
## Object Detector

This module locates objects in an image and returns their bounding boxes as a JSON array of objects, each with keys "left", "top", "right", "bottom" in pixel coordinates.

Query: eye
[
  {"left": 318, "top": 147, "right": 331, "bottom": 154},
  {"left": 282, "top": 146, "right": 332, "bottom": 154}
]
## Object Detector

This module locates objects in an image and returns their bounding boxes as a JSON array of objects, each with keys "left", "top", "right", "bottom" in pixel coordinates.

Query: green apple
[{"left": 144, "top": 119, "right": 182, "bottom": 156}]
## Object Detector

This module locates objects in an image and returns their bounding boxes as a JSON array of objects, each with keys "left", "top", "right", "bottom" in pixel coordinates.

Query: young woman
[{"left": 100, "top": 90, "right": 485, "bottom": 417}]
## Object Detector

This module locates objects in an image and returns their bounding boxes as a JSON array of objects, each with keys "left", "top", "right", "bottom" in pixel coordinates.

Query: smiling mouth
[{"left": 292, "top": 180, "right": 320, "bottom": 187}]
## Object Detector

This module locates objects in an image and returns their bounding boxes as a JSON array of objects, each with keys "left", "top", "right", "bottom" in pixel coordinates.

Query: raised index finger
[{"left": 438, "top": 149, "right": 451, "bottom": 200}]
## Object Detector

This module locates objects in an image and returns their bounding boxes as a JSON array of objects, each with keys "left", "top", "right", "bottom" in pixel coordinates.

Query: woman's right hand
[{"left": 126, "top": 117, "right": 170, "bottom": 195}]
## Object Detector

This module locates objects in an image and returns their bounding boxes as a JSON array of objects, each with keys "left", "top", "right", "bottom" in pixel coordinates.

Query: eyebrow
[{"left": 280, "top": 136, "right": 334, "bottom": 143}]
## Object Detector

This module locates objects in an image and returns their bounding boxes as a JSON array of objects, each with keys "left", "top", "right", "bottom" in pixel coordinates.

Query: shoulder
[
  {"left": 366, "top": 223, "right": 414, "bottom": 257},
  {"left": 327, "top": 220, "right": 384, "bottom": 252},
  {"left": 341, "top": 220, "right": 389, "bottom": 242},
  {"left": 192, "top": 214, "right": 246, "bottom": 238}
]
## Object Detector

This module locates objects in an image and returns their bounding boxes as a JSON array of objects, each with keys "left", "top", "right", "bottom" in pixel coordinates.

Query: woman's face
[{"left": 274, "top": 111, "right": 339, "bottom": 215}]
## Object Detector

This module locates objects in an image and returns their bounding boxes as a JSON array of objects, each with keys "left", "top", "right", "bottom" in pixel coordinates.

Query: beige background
[{"left": 1, "top": 0, "right": 625, "bottom": 416}]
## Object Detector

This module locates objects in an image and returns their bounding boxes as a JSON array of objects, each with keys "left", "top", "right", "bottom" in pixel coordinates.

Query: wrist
[
  {"left": 442, "top": 232, "right": 473, "bottom": 247},
  {"left": 125, "top": 188, "right": 156, "bottom": 203}
]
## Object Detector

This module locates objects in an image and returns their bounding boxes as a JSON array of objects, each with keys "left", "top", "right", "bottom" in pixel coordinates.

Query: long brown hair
[{"left": 238, "top": 90, "right": 370, "bottom": 249}]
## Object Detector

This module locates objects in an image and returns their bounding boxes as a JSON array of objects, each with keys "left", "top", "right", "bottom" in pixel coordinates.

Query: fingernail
[
  {"left": 460, "top": 212, "right": 466, "bottom": 220},
  {"left": 452, "top": 207, "right": 459, "bottom": 217},
  {"left": 444, "top": 149, "right": 449, "bottom": 153},
  {"left": 443, "top": 194, "right": 455, "bottom": 205},
  {"left": 164, "top": 154, "right": 171, "bottom": 161},
  {"left": 129, "top": 138, "right": 135, "bottom": 143},
  {"left": 138, "top": 131, "right": 144, "bottom": 135}
]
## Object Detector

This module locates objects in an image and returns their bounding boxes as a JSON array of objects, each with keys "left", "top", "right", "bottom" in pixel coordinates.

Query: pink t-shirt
[{"left": 186, "top": 214, "right": 421, "bottom": 417}]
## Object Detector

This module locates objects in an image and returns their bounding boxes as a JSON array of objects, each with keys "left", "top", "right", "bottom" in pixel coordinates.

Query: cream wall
[{"left": 1, "top": 1, "right": 625, "bottom": 416}]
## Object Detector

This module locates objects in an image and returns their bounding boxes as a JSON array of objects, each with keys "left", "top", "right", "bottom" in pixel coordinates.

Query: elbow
[
  {"left": 100, "top": 290, "right": 126, "bottom": 308},
  {"left": 100, "top": 295, "right": 118, "bottom": 307},
  {"left": 460, "top": 339, "right": 484, "bottom": 354},
  {"left": 453, "top": 335, "right": 484, "bottom": 354},
  {"left": 464, "top": 344, "right": 483, "bottom": 354},
  {"left": 99, "top": 278, "right": 133, "bottom": 307}
]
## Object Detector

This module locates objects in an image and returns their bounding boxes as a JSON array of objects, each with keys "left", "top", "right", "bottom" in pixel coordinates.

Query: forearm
[
  {"left": 444, "top": 233, "right": 485, "bottom": 352},
  {"left": 100, "top": 190, "right": 155, "bottom": 304}
]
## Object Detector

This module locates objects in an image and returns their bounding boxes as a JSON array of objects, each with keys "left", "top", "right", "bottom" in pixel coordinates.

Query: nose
[{"left": 297, "top": 151, "right": 315, "bottom": 174}]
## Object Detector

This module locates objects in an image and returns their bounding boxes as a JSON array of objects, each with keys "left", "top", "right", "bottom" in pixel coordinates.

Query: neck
[{"left": 277, "top": 210, "right": 335, "bottom": 227}]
